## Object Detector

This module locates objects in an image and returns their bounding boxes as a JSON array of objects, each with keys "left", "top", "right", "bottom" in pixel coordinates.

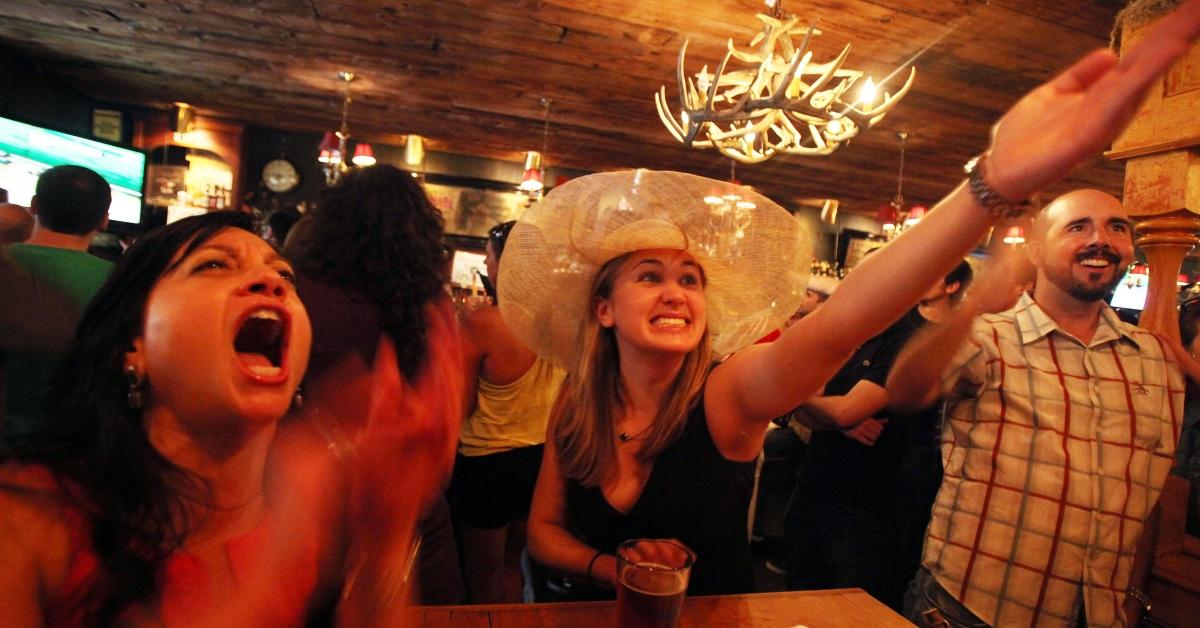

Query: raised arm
[
  {"left": 888, "top": 250, "right": 1027, "bottom": 413},
  {"left": 886, "top": 304, "right": 980, "bottom": 416},
  {"left": 705, "top": 0, "right": 1200, "bottom": 460},
  {"left": 460, "top": 305, "right": 539, "bottom": 416}
]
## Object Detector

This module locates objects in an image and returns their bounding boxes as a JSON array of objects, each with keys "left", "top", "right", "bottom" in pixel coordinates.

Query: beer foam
[{"left": 619, "top": 563, "right": 687, "bottom": 595}]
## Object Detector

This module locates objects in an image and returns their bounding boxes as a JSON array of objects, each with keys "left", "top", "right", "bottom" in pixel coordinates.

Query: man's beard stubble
[{"left": 1063, "top": 244, "right": 1125, "bottom": 302}]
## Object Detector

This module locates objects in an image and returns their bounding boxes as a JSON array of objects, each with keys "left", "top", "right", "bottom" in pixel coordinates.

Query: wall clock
[{"left": 262, "top": 158, "right": 300, "bottom": 193}]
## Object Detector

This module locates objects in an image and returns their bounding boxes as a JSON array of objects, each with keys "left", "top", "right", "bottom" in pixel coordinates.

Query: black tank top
[{"left": 565, "top": 397, "right": 756, "bottom": 596}]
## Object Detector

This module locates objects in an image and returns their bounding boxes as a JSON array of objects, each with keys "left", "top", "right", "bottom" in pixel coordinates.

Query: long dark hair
[
  {"left": 5, "top": 211, "right": 257, "bottom": 622},
  {"left": 290, "top": 164, "right": 447, "bottom": 380}
]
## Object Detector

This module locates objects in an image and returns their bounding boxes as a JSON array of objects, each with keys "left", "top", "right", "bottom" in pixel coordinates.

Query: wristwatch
[{"left": 964, "top": 153, "right": 1034, "bottom": 219}]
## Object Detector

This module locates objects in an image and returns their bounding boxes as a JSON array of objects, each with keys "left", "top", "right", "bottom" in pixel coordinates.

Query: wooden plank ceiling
[{"left": 0, "top": 0, "right": 1129, "bottom": 214}]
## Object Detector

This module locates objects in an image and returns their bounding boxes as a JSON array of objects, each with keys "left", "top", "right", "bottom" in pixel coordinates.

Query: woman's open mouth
[{"left": 233, "top": 306, "right": 289, "bottom": 382}]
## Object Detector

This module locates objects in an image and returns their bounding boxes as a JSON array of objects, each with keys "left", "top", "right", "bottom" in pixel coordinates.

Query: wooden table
[{"left": 409, "top": 588, "right": 913, "bottom": 627}]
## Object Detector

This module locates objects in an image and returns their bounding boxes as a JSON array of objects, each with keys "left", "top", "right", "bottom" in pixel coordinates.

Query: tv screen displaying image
[
  {"left": 450, "top": 249, "right": 487, "bottom": 291},
  {"left": 0, "top": 115, "right": 146, "bottom": 228},
  {"left": 1109, "top": 270, "right": 1148, "bottom": 311}
]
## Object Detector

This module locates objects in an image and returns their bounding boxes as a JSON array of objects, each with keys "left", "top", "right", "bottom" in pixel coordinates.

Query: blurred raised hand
[
  {"left": 987, "top": 0, "right": 1200, "bottom": 200},
  {"left": 964, "top": 243, "right": 1032, "bottom": 316},
  {"left": 341, "top": 302, "right": 465, "bottom": 626}
]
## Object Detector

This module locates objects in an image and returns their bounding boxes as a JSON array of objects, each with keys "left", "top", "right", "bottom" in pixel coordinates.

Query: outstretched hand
[{"left": 987, "top": 0, "right": 1200, "bottom": 200}]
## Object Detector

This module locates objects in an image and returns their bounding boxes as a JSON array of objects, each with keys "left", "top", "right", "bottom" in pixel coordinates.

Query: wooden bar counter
[{"left": 408, "top": 589, "right": 912, "bottom": 627}]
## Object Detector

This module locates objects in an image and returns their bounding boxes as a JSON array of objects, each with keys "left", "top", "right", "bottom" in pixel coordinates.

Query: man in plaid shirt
[{"left": 888, "top": 190, "right": 1186, "bottom": 627}]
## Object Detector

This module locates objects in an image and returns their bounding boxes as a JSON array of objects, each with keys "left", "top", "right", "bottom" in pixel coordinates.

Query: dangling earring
[
  {"left": 125, "top": 365, "right": 144, "bottom": 409},
  {"left": 292, "top": 384, "right": 304, "bottom": 410}
]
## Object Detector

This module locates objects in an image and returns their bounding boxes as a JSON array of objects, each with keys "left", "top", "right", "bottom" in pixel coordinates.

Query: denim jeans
[{"left": 902, "top": 568, "right": 989, "bottom": 627}]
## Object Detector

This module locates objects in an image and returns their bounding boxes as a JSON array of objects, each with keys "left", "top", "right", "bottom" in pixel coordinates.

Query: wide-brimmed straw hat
[{"left": 498, "top": 169, "right": 811, "bottom": 368}]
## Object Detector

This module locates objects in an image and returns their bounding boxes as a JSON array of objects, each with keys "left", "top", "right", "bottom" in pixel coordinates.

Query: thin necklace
[{"left": 618, "top": 424, "right": 652, "bottom": 443}]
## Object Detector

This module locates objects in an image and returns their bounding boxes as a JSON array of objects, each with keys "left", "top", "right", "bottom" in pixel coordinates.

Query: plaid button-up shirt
[{"left": 925, "top": 294, "right": 1183, "bottom": 627}]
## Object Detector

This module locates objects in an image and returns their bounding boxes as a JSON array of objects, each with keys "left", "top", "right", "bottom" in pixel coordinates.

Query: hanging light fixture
[
  {"left": 1002, "top": 225, "right": 1026, "bottom": 244},
  {"left": 519, "top": 98, "right": 553, "bottom": 200},
  {"left": 878, "top": 132, "right": 922, "bottom": 239},
  {"left": 318, "top": 71, "right": 375, "bottom": 186},
  {"left": 519, "top": 151, "right": 544, "bottom": 192},
  {"left": 170, "top": 102, "right": 195, "bottom": 142},
  {"left": 405, "top": 135, "right": 425, "bottom": 170},
  {"left": 352, "top": 143, "right": 376, "bottom": 166},
  {"left": 317, "top": 132, "right": 340, "bottom": 164},
  {"left": 875, "top": 203, "right": 898, "bottom": 233},
  {"left": 655, "top": 0, "right": 930, "bottom": 164}
]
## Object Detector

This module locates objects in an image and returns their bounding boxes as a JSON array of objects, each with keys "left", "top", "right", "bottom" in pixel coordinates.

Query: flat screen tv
[
  {"left": 0, "top": 114, "right": 146, "bottom": 231},
  {"left": 1109, "top": 269, "right": 1148, "bottom": 311}
]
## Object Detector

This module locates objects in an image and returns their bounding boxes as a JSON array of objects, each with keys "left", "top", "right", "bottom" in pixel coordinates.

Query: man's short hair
[
  {"left": 34, "top": 165, "right": 111, "bottom": 235},
  {"left": 945, "top": 260, "right": 974, "bottom": 304},
  {"left": 267, "top": 207, "right": 302, "bottom": 244}
]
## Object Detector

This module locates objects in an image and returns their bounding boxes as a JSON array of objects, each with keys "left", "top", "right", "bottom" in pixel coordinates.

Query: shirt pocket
[
  {"left": 1098, "top": 378, "right": 1163, "bottom": 450},
  {"left": 1131, "top": 391, "right": 1164, "bottom": 449}
]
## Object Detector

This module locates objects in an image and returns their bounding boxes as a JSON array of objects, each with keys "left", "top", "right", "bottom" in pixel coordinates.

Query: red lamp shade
[
  {"left": 352, "top": 142, "right": 376, "bottom": 166},
  {"left": 1179, "top": 273, "right": 1190, "bottom": 285},
  {"left": 318, "top": 131, "right": 339, "bottom": 152},
  {"left": 875, "top": 203, "right": 897, "bottom": 230},
  {"left": 1002, "top": 226, "right": 1026, "bottom": 245},
  {"left": 317, "top": 132, "right": 343, "bottom": 164},
  {"left": 519, "top": 151, "right": 544, "bottom": 192},
  {"left": 904, "top": 205, "right": 926, "bottom": 225}
]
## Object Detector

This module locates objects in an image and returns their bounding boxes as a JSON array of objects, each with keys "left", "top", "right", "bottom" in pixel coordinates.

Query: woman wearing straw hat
[{"left": 503, "top": 5, "right": 1200, "bottom": 598}]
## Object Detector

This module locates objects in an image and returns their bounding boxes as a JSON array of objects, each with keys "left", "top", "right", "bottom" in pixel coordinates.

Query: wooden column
[
  {"left": 1122, "top": 152, "right": 1200, "bottom": 336},
  {"left": 1109, "top": 24, "right": 1200, "bottom": 337},
  {"left": 1105, "top": 10, "right": 1200, "bottom": 626}
]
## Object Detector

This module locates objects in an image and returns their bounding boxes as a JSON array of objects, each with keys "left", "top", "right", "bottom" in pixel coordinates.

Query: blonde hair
[{"left": 552, "top": 252, "right": 713, "bottom": 487}]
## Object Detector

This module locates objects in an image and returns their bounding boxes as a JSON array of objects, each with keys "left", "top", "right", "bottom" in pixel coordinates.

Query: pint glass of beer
[{"left": 615, "top": 538, "right": 695, "bottom": 628}]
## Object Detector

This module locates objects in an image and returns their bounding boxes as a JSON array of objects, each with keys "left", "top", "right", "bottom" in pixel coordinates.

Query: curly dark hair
[
  {"left": 290, "top": 164, "right": 447, "bottom": 380},
  {"left": 4, "top": 211, "right": 256, "bottom": 623}
]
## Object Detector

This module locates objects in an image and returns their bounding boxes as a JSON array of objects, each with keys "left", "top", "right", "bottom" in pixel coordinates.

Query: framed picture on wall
[
  {"left": 92, "top": 109, "right": 123, "bottom": 143},
  {"left": 424, "top": 174, "right": 529, "bottom": 238},
  {"left": 842, "top": 232, "right": 886, "bottom": 270}
]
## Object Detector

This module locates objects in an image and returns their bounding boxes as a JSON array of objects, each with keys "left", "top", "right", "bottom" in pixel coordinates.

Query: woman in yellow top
[{"left": 452, "top": 220, "right": 566, "bottom": 602}]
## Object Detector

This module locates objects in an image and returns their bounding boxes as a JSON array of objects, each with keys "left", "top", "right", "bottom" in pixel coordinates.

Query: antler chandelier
[{"left": 655, "top": 0, "right": 916, "bottom": 164}]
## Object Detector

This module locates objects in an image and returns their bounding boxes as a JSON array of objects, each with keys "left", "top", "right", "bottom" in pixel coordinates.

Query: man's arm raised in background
[{"left": 887, "top": 251, "right": 1028, "bottom": 415}]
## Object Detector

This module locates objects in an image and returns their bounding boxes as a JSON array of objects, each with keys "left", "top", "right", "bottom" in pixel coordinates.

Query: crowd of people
[{"left": 2, "top": 2, "right": 1200, "bottom": 626}]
